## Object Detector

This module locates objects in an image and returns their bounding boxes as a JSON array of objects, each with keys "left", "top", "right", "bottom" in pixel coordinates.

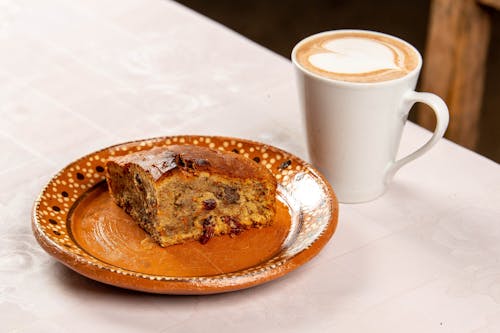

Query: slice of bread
[{"left": 105, "top": 145, "right": 276, "bottom": 247}]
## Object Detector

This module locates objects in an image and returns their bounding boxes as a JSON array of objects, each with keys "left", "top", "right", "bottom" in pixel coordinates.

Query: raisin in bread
[{"left": 105, "top": 144, "right": 276, "bottom": 247}]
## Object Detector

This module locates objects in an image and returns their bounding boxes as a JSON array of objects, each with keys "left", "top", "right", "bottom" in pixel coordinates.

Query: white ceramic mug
[{"left": 292, "top": 30, "right": 449, "bottom": 203}]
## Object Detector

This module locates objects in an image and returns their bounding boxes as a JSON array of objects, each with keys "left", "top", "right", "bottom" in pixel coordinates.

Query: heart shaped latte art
[{"left": 309, "top": 37, "right": 400, "bottom": 74}]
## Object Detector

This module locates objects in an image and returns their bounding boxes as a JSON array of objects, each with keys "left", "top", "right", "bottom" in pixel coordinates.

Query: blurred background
[{"left": 175, "top": 0, "right": 500, "bottom": 163}]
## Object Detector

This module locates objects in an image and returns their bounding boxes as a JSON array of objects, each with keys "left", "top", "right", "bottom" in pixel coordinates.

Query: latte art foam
[{"left": 295, "top": 32, "right": 419, "bottom": 83}]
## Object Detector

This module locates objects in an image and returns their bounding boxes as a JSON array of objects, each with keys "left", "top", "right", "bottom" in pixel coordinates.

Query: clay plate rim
[{"left": 32, "top": 135, "right": 339, "bottom": 294}]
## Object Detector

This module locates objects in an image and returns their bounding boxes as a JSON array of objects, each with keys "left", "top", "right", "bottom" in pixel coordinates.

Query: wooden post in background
[{"left": 417, "top": 0, "right": 492, "bottom": 150}]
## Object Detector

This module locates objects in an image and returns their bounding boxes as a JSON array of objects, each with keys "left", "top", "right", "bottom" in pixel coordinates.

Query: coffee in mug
[
  {"left": 294, "top": 31, "right": 419, "bottom": 83},
  {"left": 292, "top": 30, "right": 449, "bottom": 203}
]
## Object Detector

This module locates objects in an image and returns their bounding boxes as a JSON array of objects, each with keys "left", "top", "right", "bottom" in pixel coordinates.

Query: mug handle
[{"left": 385, "top": 91, "right": 449, "bottom": 183}]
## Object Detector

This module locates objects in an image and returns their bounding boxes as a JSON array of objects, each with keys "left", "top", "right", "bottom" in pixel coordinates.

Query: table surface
[{"left": 1, "top": 1, "right": 499, "bottom": 332}]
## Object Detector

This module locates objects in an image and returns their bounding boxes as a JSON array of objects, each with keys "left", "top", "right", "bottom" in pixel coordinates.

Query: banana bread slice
[{"left": 105, "top": 144, "right": 276, "bottom": 247}]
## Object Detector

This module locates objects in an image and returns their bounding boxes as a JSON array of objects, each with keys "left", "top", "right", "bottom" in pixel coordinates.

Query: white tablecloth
[{"left": 1, "top": 0, "right": 499, "bottom": 332}]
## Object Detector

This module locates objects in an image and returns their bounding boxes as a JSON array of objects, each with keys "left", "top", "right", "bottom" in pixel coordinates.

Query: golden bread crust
[{"left": 109, "top": 145, "right": 276, "bottom": 185}]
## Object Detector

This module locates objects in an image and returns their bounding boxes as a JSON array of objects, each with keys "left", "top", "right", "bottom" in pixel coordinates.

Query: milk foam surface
[{"left": 309, "top": 38, "right": 399, "bottom": 74}]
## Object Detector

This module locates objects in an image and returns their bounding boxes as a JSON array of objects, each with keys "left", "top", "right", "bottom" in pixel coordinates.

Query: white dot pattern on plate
[{"left": 33, "top": 136, "right": 334, "bottom": 285}]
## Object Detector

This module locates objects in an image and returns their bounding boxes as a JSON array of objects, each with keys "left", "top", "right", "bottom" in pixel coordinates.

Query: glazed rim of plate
[{"left": 32, "top": 135, "right": 338, "bottom": 293}]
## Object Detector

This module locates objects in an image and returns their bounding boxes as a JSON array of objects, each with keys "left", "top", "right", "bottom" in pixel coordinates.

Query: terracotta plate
[{"left": 32, "top": 136, "right": 338, "bottom": 294}]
